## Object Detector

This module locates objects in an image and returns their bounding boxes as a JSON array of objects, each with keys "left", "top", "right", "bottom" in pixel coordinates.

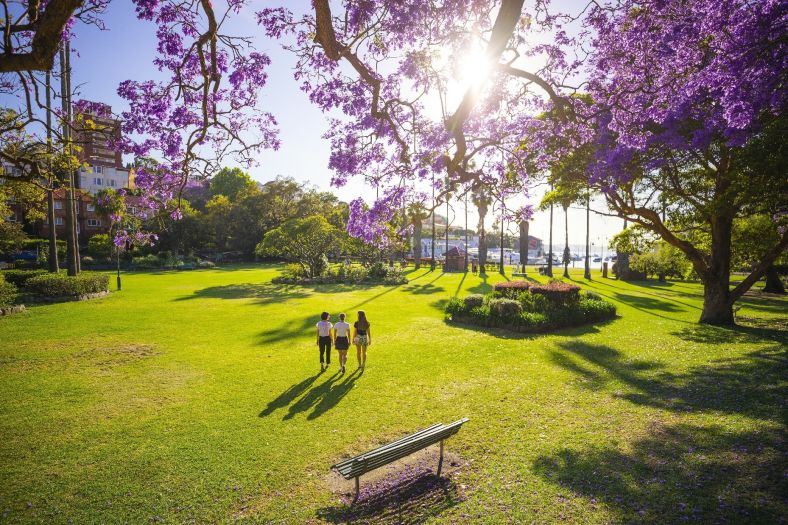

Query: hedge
[
  {"left": 489, "top": 298, "right": 523, "bottom": 319},
  {"left": 0, "top": 277, "right": 18, "bottom": 308},
  {"left": 1, "top": 269, "right": 48, "bottom": 287},
  {"left": 493, "top": 280, "right": 531, "bottom": 299},
  {"left": 530, "top": 280, "right": 581, "bottom": 304},
  {"left": 25, "top": 272, "right": 109, "bottom": 297}
]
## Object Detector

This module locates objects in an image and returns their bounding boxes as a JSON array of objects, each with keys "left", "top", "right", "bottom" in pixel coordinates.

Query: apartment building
[
  {"left": 36, "top": 189, "right": 110, "bottom": 243},
  {"left": 73, "top": 102, "right": 134, "bottom": 195}
]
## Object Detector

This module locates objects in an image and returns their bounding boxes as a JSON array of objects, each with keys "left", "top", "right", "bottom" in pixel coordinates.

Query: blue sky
[{"left": 9, "top": 1, "right": 625, "bottom": 251}]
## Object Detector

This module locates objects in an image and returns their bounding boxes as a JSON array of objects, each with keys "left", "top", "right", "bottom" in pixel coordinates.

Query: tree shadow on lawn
[
  {"left": 444, "top": 318, "right": 610, "bottom": 341},
  {"left": 317, "top": 468, "right": 462, "bottom": 524},
  {"left": 467, "top": 273, "right": 491, "bottom": 295},
  {"left": 174, "top": 282, "right": 311, "bottom": 305},
  {"left": 533, "top": 422, "right": 786, "bottom": 524},
  {"left": 549, "top": 341, "right": 787, "bottom": 423},
  {"left": 588, "top": 278, "right": 702, "bottom": 311},
  {"left": 673, "top": 320, "right": 788, "bottom": 346}
]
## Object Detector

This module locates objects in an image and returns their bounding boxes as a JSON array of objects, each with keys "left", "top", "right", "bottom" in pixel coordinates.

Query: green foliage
[
  {"left": 493, "top": 280, "right": 531, "bottom": 299},
  {"left": 209, "top": 167, "right": 257, "bottom": 201},
  {"left": 463, "top": 294, "right": 485, "bottom": 309},
  {"left": 257, "top": 216, "right": 340, "bottom": 278},
  {"left": 25, "top": 272, "right": 109, "bottom": 297},
  {"left": 630, "top": 242, "right": 690, "bottom": 279},
  {"left": 0, "top": 276, "right": 18, "bottom": 307},
  {"left": 609, "top": 226, "right": 656, "bottom": 255},
  {"left": 88, "top": 234, "right": 114, "bottom": 260},
  {"left": 489, "top": 298, "right": 523, "bottom": 320},
  {"left": 1, "top": 269, "right": 48, "bottom": 287}
]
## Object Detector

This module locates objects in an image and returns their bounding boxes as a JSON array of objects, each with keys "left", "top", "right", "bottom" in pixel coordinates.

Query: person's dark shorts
[{"left": 335, "top": 336, "right": 350, "bottom": 350}]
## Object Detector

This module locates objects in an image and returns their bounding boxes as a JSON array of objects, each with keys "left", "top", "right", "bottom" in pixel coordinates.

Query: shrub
[
  {"left": 25, "top": 272, "right": 109, "bottom": 297},
  {"left": 584, "top": 290, "right": 602, "bottom": 301},
  {"left": 518, "top": 290, "right": 549, "bottom": 313},
  {"left": 578, "top": 298, "right": 617, "bottom": 322},
  {"left": 87, "top": 234, "right": 113, "bottom": 260},
  {"left": 0, "top": 277, "right": 18, "bottom": 307},
  {"left": 530, "top": 280, "right": 581, "bottom": 304},
  {"left": 489, "top": 298, "right": 523, "bottom": 320},
  {"left": 463, "top": 294, "right": 485, "bottom": 309},
  {"left": 445, "top": 297, "right": 465, "bottom": 317},
  {"left": 493, "top": 280, "right": 531, "bottom": 299},
  {"left": 520, "top": 311, "right": 548, "bottom": 329},
  {"left": 367, "top": 261, "right": 388, "bottom": 279},
  {"left": 382, "top": 265, "right": 407, "bottom": 284},
  {"left": 1, "top": 269, "right": 48, "bottom": 287},
  {"left": 281, "top": 263, "right": 308, "bottom": 280},
  {"left": 132, "top": 254, "right": 162, "bottom": 269}
]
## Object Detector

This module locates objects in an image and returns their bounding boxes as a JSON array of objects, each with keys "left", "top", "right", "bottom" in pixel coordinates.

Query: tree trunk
[
  {"left": 46, "top": 190, "right": 59, "bottom": 272},
  {"left": 584, "top": 193, "right": 591, "bottom": 279},
  {"left": 563, "top": 204, "right": 569, "bottom": 278},
  {"left": 519, "top": 220, "right": 528, "bottom": 274},
  {"left": 478, "top": 207, "right": 488, "bottom": 274},
  {"left": 763, "top": 265, "right": 785, "bottom": 294},
  {"left": 699, "top": 215, "right": 734, "bottom": 325},
  {"left": 413, "top": 222, "right": 422, "bottom": 269},
  {"left": 547, "top": 200, "right": 554, "bottom": 277}
]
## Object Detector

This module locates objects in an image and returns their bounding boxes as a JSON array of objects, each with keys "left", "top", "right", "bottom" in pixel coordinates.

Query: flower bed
[{"left": 446, "top": 280, "right": 616, "bottom": 333}]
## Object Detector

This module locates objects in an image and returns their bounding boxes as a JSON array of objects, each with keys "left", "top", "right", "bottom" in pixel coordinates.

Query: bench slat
[
  {"left": 333, "top": 419, "right": 469, "bottom": 479},
  {"left": 332, "top": 423, "right": 443, "bottom": 470}
]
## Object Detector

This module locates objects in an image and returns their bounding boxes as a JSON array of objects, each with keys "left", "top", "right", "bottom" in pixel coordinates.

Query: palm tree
[
  {"left": 472, "top": 188, "right": 491, "bottom": 274},
  {"left": 407, "top": 202, "right": 429, "bottom": 269},
  {"left": 562, "top": 198, "right": 571, "bottom": 278}
]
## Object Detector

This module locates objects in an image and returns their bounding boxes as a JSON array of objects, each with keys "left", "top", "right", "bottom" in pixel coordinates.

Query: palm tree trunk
[
  {"left": 584, "top": 192, "right": 591, "bottom": 279},
  {"left": 563, "top": 204, "right": 570, "bottom": 278}
]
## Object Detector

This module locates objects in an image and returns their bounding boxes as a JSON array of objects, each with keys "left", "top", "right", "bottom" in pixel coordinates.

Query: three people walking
[{"left": 315, "top": 310, "right": 372, "bottom": 373}]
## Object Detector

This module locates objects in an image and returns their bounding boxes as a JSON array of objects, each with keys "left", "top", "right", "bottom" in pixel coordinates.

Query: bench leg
[
  {"left": 437, "top": 439, "right": 444, "bottom": 477},
  {"left": 351, "top": 476, "right": 360, "bottom": 505}
]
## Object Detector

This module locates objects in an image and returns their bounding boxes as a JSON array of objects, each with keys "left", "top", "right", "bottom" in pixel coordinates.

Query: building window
[
  {"left": 94, "top": 166, "right": 103, "bottom": 174},
  {"left": 87, "top": 204, "right": 95, "bottom": 212},
  {"left": 54, "top": 201, "right": 63, "bottom": 210},
  {"left": 109, "top": 179, "right": 117, "bottom": 187},
  {"left": 93, "top": 177, "right": 103, "bottom": 186},
  {"left": 55, "top": 217, "right": 64, "bottom": 226},
  {"left": 87, "top": 219, "right": 101, "bottom": 227}
]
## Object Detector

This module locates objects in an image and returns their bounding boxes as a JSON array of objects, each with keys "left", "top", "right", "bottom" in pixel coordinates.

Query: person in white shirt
[
  {"left": 316, "top": 311, "right": 333, "bottom": 370},
  {"left": 333, "top": 313, "right": 351, "bottom": 374}
]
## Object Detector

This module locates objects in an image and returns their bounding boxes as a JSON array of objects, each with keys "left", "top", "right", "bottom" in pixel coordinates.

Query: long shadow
[
  {"left": 174, "top": 282, "right": 310, "bottom": 305},
  {"left": 282, "top": 369, "right": 344, "bottom": 420},
  {"left": 673, "top": 321, "right": 788, "bottom": 346},
  {"left": 582, "top": 286, "right": 693, "bottom": 324},
  {"left": 467, "top": 273, "right": 491, "bottom": 295},
  {"left": 452, "top": 272, "right": 467, "bottom": 298},
  {"left": 307, "top": 368, "right": 363, "bottom": 420},
  {"left": 589, "top": 278, "right": 703, "bottom": 312},
  {"left": 317, "top": 468, "right": 462, "bottom": 524},
  {"left": 258, "top": 371, "right": 323, "bottom": 417},
  {"left": 444, "top": 318, "right": 610, "bottom": 341},
  {"left": 533, "top": 423, "right": 786, "bottom": 524},
  {"left": 612, "top": 293, "right": 685, "bottom": 313},
  {"left": 551, "top": 340, "right": 787, "bottom": 422},
  {"left": 258, "top": 314, "right": 317, "bottom": 345}
]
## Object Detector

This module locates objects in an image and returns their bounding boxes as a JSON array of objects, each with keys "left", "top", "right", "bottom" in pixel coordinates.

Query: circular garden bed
[{"left": 445, "top": 280, "right": 617, "bottom": 333}]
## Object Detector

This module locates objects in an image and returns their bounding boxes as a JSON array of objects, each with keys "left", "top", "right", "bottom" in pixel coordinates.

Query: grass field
[{"left": 0, "top": 265, "right": 785, "bottom": 524}]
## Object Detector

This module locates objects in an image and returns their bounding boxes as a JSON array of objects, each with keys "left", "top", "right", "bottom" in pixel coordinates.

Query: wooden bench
[{"left": 332, "top": 418, "right": 469, "bottom": 504}]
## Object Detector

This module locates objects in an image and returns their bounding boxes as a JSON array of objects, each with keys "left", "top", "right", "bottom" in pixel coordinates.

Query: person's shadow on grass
[
  {"left": 307, "top": 368, "right": 362, "bottom": 420},
  {"left": 281, "top": 369, "right": 345, "bottom": 420},
  {"left": 258, "top": 370, "right": 324, "bottom": 417}
]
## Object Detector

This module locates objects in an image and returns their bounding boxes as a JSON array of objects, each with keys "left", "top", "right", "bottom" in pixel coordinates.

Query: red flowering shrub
[
  {"left": 529, "top": 281, "right": 581, "bottom": 304},
  {"left": 493, "top": 281, "right": 531, "bottom": 299}
]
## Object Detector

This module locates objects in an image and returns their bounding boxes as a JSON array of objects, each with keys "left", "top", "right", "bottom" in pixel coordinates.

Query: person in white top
[
  {"left": 333, "top": 313, "right": 351, "bottom": 374},
  {"left": 316, "top": 311, "right": 333, "bottom": 370}
]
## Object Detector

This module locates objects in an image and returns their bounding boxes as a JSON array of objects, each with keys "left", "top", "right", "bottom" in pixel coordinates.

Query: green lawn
[{"left": 0, "top": 266, "right": 785, "bottom": 524}]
